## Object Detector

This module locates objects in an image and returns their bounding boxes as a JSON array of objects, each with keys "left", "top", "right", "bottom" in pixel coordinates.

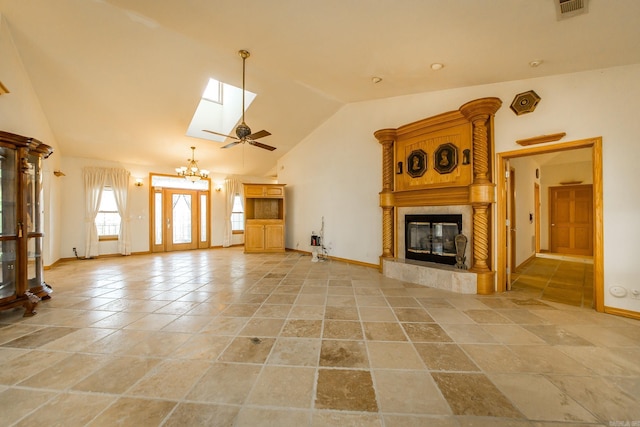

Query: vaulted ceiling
[{"left": 1, "top": 0, "right": 638, "bottom": 177}]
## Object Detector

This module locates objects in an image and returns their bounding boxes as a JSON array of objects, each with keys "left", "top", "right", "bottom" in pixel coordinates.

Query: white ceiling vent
[{"left": 556, "top": 0, "right": 589, "bottom": 20}]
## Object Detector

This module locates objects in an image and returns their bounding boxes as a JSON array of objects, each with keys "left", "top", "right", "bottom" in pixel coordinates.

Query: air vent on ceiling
[{"left": 556, "top": 0, "right": 588, "bottom": 20}]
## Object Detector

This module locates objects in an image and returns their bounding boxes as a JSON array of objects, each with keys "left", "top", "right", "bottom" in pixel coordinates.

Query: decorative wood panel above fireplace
[{"left": 375, "top": 97, "right": 502, "bottom": 295}]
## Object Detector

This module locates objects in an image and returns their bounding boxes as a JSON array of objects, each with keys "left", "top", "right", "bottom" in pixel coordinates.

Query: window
[
  {"left": 95, "top": 187, "right": 120, "bottom": 238},
  {"left": 231, "top": 194, "right": 244, "bottom": 233}
]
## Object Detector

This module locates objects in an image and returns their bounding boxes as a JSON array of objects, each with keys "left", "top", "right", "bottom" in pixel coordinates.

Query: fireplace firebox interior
[{"left": 405, "top": 214, "right": 463, "bottom": 265}]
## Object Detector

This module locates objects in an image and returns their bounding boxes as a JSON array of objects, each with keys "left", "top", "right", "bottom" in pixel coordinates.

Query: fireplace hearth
[{"left": 405, "top": 214, "right": 462, "bottom": 265}]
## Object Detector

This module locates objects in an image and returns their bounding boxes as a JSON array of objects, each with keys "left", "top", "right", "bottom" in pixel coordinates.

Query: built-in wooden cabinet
[
  {"left": 243, "top": 184, "right": 285, "bottom": 253},
  {"left": 0, "top": 131, "right": 53, "bottom": 316}
]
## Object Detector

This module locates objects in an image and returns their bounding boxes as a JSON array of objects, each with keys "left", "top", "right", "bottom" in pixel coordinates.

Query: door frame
[{"left": 496, "top": 137, "right": 603, "bottom": 312}]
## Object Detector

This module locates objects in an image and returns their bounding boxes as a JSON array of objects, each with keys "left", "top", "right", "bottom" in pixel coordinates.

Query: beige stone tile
[
  {"left": 0, "top": 324, "right": 44, "bottom": 344},
  {"left": 40, "top": 327, "right": 115, "bottom": 352},
  {"left": 254, "top": 304, "right": 292, "bottom": 318},
  {"left": 72, "top": 356, "right": 159, "bottom": 394},
  {"left": 0, "top": 349, "right": 68, "bottom": 385},
  {"left": 481, "top": 324, "right": 547, "bottom": 345},
  {"left": 323, "top": 320, "right": 364, "bottom": 340},
  {"left": 171, "top": 334, "right": 231, "bottom": 360},
  {"left": 382, "top": 415, "right": 459, "bottom": 427},
  {"left": 123, "top": 330, "right": 192, "bottom": 357},
  {"left": 235, "top": 407, "right": 310, "bottom": 427},
  {"left": 82, "top": 329, "right": 148, "bottom": 354},
  {"left": 187, "top": 362, "right": 261, "bottom": 404},
  {"left": 0, "top": 387, "right": 57, "bottom": 425},
  {"left": 238, "top": 318, "right": 285, "bottom": 337},
  {"left": 320, "top": 339, "right": 368, "bottom": 368},
  {"left": 325, "top": 306, "right": 359, "bottom": 320},
  {"left": 163, "top": 402, "right": 239, "bottom": 427},
  {"left": 281, "top": 319, "right": 322, "bottom": 338},
  {"left": 288, "top": 305, "right": 324, "bottom": 319},
  {"left": 431, "top": 372, "right": 523, "bottom": 418},
  {"left": 265, "top": 294, "right": 297, "bottom": 304},
  {"left": 1, "top": 326, "right": 79, "bottom": 349},
  {"left": 463, "top": 309, "right": 513, "bottom": 324},
  {"left": 128, "top": 359, "right": 210, "bottom": 399},
  {"left": 356, "top": 295, "right": 389, "bottom": 307},
  {"left": 489, "top": 373, "right": 598, "bottom": 422},
  {"left": 509, "top": 345, "right": 592, "bottom": 375},
  {"left": 367, "top": 341, "right": 424, "bottom": 369},
  {"left": 363, "top": 322, "right": 407, "bottom": 341},
  {"left": 316, "top": 368, "right": 378, "bottom": 412},
  {"left": 86, "top": 397, "right": 175, "bottom": 427},
  {"left": 18, "top": 353, "right": 106, "bottom": 389},
  {"left": 13, "top": 392, "right": 114, "bottom": 427},
  {"left": 402, "top": 323, "right": 452, "bottom": 342},
  {"left": 200, "top": 316, "right": 249, "bottom": 335},
  {"left": 425, "top": 308, "right": 474, "bottom": 324},
  {"left": 373, "top": 369, "right": 450, "bottom": 414},
  {"left": 461, "top": 344, "right": 528, "bottom": 373},
  {"left": 414, "top": 343, "right": 479, "bottom": 372},
  {"left": 268, "top": 337, "right": 321, "bottom": 366},
  {"left": 248, "top": 365, "right": 315, "bottom": 408},
  {"left": 313, "top": 411, "right": 382, "bottom": 426},
  {"left": 123, "top": 313, "right": 179, "bottom": 330},
  {"left": 439, "top": 323, "right": 498, "bottom": 344},
  {"left": 326, "top": 295, "right": 357, "bottom": 307},
  {"left": 218, "top": 336, "right": 275, "bottom": 363},
  {"left": 547, "top": 375, "right": 640, "bottom": 421},
  {"left": 393, "top": 307, "right": 435, "bottom": 322},
  {"left": 160, "top": 314, "right": 211, "bottom": 333},
  {"left": 386, "top": 296, "right": 421, "bottom": 308},
  {"left": 497, "top": 308, "right": 550, "bottom": 325},
  {"left": 89, "top": 311, "right": 147, "bottom": 329},
  {"left": 359, "top": 307, "right": 397, "bottom": 321}
]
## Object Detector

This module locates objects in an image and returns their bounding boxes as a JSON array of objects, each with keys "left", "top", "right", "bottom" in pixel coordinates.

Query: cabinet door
[
  {"left": 245, "top": 224, "right": 265, "bottom": 251},
  {"left": 0, "top": 147, "right": 17, "bottom": 299},
  {"left": 245, "top": 186, "right": 265, "bottom": 197},
  {"left": 265, "top": 224, "right": 284, "bottom": 251},
  {"left": 265, "top": 186, "right": 283, "bottom": 197}
]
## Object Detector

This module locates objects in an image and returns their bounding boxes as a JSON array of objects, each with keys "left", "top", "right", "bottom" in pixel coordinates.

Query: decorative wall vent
[{"left": 556, "top": 0, "right": 588, "bottom": 20}]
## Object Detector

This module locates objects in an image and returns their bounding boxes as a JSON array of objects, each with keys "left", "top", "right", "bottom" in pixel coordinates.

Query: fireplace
[{"left": 405, "top": 214, "right": 462, "bottom": 265}]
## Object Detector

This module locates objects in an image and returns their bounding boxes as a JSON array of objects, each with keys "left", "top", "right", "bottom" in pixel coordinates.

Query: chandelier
[{"left": 176, "top": 146, "right": 209, "bottom": 182}]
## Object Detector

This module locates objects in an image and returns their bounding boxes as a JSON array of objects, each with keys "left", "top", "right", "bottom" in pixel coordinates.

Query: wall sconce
[
  {"left": 53, "top": 170, "right": 66, "bottom": 177},
  {"left": 134, "top": 178, "right": 144, "bottom": 187},
  {"left": 215, "top": 185, "right": 223, "bottom": 192}
]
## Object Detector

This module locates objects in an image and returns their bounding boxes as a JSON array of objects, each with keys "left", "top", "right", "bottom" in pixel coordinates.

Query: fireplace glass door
[{"left": 405, "top": 214, "right": 462, "bottom": 265}]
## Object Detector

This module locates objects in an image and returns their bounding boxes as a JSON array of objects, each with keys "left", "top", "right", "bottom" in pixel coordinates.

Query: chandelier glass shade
[{"left": 176, "top": 146, "right": 209, "bottom": 182}]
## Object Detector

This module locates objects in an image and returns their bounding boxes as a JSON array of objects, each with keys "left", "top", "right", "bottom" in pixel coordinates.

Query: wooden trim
[
  {"left": 393, "top": 186, "right": 469, "bottom": 207},
  {"left": 98, "top": 235, "right": 118, "bottom": 241},
  {"left": 516, "top": 132, "right": 566, "bottom": 146},
  {"left": 286, "top": 249, "right": 379, "bottom": 269},
  {"left": 604, "top": 306, "right": 640, "bottom": 321}
]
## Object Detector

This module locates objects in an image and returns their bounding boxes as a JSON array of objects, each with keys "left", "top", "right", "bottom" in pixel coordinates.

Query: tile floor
[
  {"left": 0, "top": 248, "right": 639, "bottom": 426},
  {"left": 511, "top": 255, "right": 594, "bottom": 308}
]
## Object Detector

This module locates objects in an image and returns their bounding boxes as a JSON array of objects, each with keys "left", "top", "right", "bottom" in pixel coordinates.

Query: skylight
[{"left": 186, "top": 78, "right": 256, "bottom": 142}]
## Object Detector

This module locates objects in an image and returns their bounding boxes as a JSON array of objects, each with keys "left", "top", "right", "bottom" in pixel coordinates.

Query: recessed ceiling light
[
  {"left": 371, "top": 76, "right": 382, "bottom": 84},
  {"left": 529, "top": 60, "right": 543, "bottom": 68},
  {"left": 430, "top": 63, "right": 444, "bottom": 71}
]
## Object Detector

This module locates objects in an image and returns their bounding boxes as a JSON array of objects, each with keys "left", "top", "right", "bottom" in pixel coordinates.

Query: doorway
[
  {"left": 496, "top": 137, "right": 603, "bottom": 312},
  {"left": 150, "top": 175, "right": 210, "bottom": 252}
]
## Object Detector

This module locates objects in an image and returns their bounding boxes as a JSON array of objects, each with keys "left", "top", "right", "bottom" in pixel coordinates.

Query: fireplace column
[
  {"left": 460, "top": 98, "right": 502, "bottom": 295},
  {"left": 374, "top": 129, "right": 397, "bottom": 268}
]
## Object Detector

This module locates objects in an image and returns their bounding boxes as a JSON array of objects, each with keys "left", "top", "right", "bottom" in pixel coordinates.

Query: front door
[
  {"left": 550, "top": 184, "right": 593, "bottom": 256},
  {"left": 151, "top": 178, "right": 210, "bottom": 253},
  {"left": 166, "top": 189, "right": 199, "bottom": 252}
]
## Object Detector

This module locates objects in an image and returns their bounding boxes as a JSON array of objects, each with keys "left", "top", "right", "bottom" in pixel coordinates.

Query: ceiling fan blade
[
  {"left": 249, "top": 140, "right": 277, "bottom": 151},
  {"left": 202, "top": 129, "right": 239, "bottom": 140},
  {"left": 248, "top": 129, "right": 271, "bottom": 140},
  {"left": 221, "top": 141, "right": 242, "bottom": 149}
]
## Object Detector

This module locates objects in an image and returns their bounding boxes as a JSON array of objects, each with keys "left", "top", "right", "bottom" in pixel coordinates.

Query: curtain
[
  {"left": 109, "top": 168, "right": 131, "bottom": 255},
  {"left": 83, "top": 167, "right": 107, "bottom": 258},
  {"left": 222, "top": 178, "right": 243, "bottom": 247}
]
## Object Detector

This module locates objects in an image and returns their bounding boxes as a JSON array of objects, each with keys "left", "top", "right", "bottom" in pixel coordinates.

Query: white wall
[
  {"left": 279, "top": 64, "right": 640, "bottom": 312},
  {"left": 0, "top": 15, "right": 62, "bottom": 265}
]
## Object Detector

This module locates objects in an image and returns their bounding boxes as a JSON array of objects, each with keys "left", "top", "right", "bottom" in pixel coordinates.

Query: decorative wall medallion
[
  {"left": 510, "top": 90, "right": 541, "bottom": 115},
  {"left": 407, "top": 149, "right": 427, "bottom": 177},
  {"left": 434, "top": 143, "right": 458, "bottom": 174}
]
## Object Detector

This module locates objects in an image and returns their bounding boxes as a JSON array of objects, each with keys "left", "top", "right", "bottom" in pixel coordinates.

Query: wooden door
[
  {"left": 165, "top": 189, "right": 199, "bottom": 252},
  {"left": 550, "top": 184, "right": 593, "bottom": 256},
  {"left": 534, "top": 183, "right": 540, "bottom": 253},
  {"left": 508, "top": 168, "right": 517, "bottom": 289}
]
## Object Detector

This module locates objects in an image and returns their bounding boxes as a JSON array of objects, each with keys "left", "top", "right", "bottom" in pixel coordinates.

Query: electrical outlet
[{"left": 72, "top": 247, "right": 76, "bottom": 252}]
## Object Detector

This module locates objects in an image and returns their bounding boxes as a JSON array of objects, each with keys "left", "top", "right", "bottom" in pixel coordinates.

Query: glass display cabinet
[{"left": 0, "top": 131, "right": 53, "bottom": 316}]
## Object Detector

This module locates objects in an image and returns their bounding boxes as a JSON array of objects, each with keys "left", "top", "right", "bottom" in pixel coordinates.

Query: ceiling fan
[{"left": 203, "top": 50, "right": 276, "bottom": 151}]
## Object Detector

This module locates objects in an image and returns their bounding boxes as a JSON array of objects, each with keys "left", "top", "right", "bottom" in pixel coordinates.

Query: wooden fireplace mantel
[{"left": 374, "top": 97, "right": 502, "bottom": 294}]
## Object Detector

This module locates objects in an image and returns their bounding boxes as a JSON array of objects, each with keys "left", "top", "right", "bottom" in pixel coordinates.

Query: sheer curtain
[
  {"left": 223, "top": 178, "right": 243, "bottom": 247},
  {"left": 83, "top": 167, "right": 107, "bottom": 258},
  {"left": 109, "top": 168, "right": 131, "bottom": 255}
]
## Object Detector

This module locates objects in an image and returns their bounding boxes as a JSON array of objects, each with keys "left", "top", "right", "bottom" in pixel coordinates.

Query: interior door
[
  {"left": 534, "top": 183, "right": 540, "bottom": 253},
  {"left": 165, "top": 189, "right": 199, "bottom": 252},
  {"left": 550, "top": 184, "right": 593, "bottom": 256}
]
